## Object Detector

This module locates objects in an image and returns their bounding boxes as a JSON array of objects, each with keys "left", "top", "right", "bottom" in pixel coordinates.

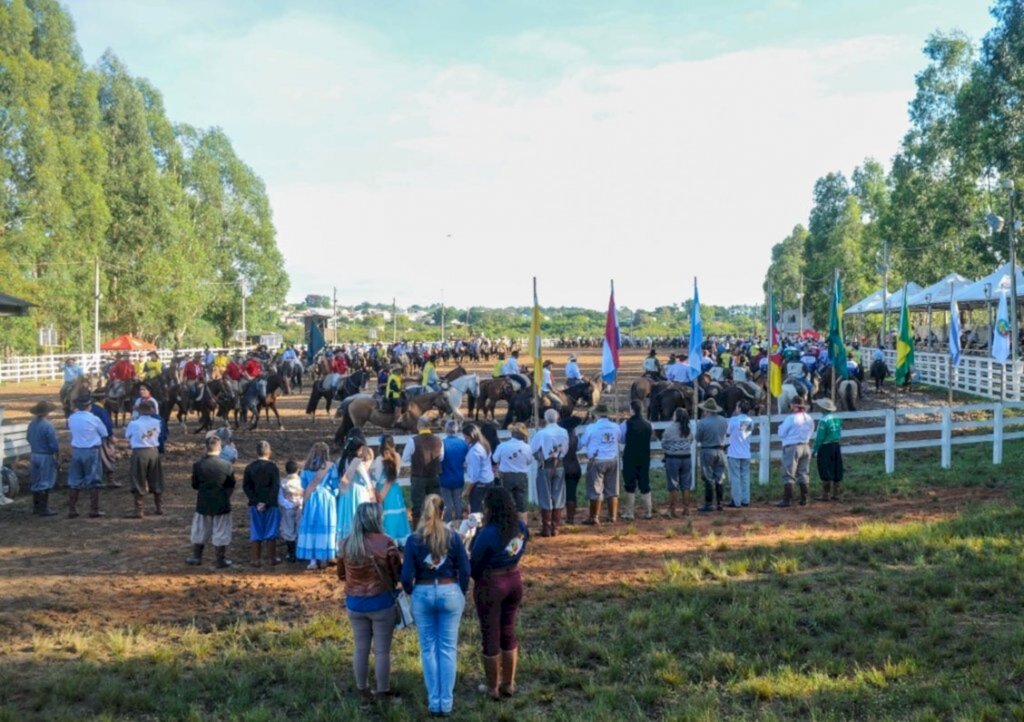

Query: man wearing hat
[
  {"left": 579, "top": 404, "right": 622, "bottom": 525},
  {"left": 67, "top": 394, "right": 110, "bottom": 518},
  {"left": 27, "top": 401, "right": 60, "bottom": 517},
  {"left": 61, "top": 357, "right": 83, "bottom": 402},
  {"left": 108, "top": 353, "right": 136, "bottom": 383},
  {"left": 384, "top": 364, "right": 406, "bottom": 413},
  {"left": 642, "top": 349, "right": 662, "bottom": 380},
  {"left": 421, "top": 353, "right": 440, "bottom": 392},
  {"left": 619, "top": 399, "right": 653, "bottom": 521},
  {"left": 812, "top": 398, "right": 843, "bottom": 501},
  {"left": 695, "top": 398, "right": 729, "bottom": 512},
  {"left": 564, "top": 354, "right": 583, "bottom": 388},
  {"left": 777, "top": 396, "right": 815, "bottom": 507},
  {"left": 540, "top": 359, "right": 561, "bottom": 411},
  {"left": 401, "top": 415, "right": 444, "bottom": 528},
  {"left": 123, "top": 399, "right": 164, "bottom": 518},
  {"left": 142, "top": 351, "right": 163, "bottom": 380}
]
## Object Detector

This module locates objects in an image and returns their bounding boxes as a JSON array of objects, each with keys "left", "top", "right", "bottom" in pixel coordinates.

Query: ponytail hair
[{"left": 416, "top": 494, "right": 451, "bottom": 561}]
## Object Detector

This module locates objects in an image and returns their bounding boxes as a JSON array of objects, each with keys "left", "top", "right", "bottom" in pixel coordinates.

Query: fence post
[
  {"left": 758, "top": 416, "right": 770, "bottom": 485},
  {"left": 884, "top": 409, "right": 896, "bottom": 474},
  {"left": 940, "top": 406, "right": 952, "bottom": 469},
  {"left": 993, "top": 403, "right": 1004, "bottom": 465}
]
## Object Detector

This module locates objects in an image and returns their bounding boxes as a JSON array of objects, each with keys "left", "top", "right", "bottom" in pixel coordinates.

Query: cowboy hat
[
  {"left": 30, "top": 400, "right": 56, "bottom": 416},
  {"left": 699, "top": 398, "right": 723, "bottom": 413},
  {"left": 790, "top": 396, "right": 808, "bottom": 408},
  {"left": 592, "top": 403, "right": 610, "bottom": 416},
  {"left": 814, "top": 398, "right": 836, "bottom": 412},
  {"left": 568, "top": 354, "right": 577, "bottom": 361},
  {"left": 74, "top": 394, "right": 93, "bottom": 409},
  {"left": 543, "top": 359, "right": 553, "bottom": 367}
]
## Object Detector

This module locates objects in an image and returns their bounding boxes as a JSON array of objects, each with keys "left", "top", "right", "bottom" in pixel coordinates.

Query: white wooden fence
[
  {"left": 862, "top": 347, "right": 1023, "bottom": 401},
  {"left": 0, "top": 348, "right": 246, "bottom": 385}
]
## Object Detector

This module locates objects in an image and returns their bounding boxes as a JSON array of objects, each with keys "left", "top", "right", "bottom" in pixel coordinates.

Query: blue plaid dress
[
  {"left": 337, "top": 463, "right": 376, "bottom": 541},
  {"left": 296, "top": 466, "right": 340, "bottom": 562}
]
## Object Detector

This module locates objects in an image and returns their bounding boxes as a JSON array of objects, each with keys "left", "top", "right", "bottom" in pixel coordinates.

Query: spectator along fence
[{"left": 0, "top": 348, "right": 243, "bottom": 385}]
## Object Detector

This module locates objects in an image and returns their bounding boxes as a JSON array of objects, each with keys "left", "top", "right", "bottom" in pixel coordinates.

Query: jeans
[
  {"left": 347, "top": 605, "right": 396, "bottom": 693},
  {"left": 728, "top": 457, "right": 750, "bottom": 505},
  {"left": 412, "top": 582, "right": 466, "bottom": 714},
  {"left": 440, "top": 486, "right": 463, "bottom": 521}
]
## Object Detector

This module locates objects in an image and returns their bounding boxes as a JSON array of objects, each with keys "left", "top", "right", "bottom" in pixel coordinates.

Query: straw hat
[
  {"left": 814, "top": 398, "right": 836, "bottom": 412},
  {"left": 699, "top": 398, "right": 723, "bottom": 414},
  {"left": 30, "top": 400, "right": 56, "bottom": 416},
  {"left": 74, "top": 394, "right": 93, "bottom": 409}
]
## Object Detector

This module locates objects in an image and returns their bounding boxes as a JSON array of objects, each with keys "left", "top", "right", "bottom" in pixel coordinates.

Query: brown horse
[
  {"left": 476, "top": 377, "right": 515, "bottom": 420},
  {"left": 334, "top": 390, "right": 453, "bottom": 444}
]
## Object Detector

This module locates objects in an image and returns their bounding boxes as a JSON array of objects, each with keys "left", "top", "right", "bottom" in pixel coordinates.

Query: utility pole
[
  {"left": 240, "top": 278, "right": 247, "bottom": 348},
  {"left": 797, "top": 273, "right": 805, "bottom": 336},
  {"left": 93, "top": 257, "right": 100, "bottom": 371},
  {"left": 332, "top": 286, "right": 338, "bottom": 344}
]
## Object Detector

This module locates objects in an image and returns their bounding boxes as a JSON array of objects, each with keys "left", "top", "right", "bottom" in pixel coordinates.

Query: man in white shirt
[
  {"left": 67, "top": 394, "right": 110, "bottom": 518},
  {"left": 540, "top": 360, "right": 562, "bottom": 412},
  {"left": 564, "top": 355, "right": 583, "bottom": 387},
  {"left": 776, "top": 397, "right": 815, "bottom": 507},
  {"left": 124, "top": 399, "right": 164, "bottom": 518},
  {"left": 492, "top": 422, "right": 532, "bottom": 523},
  {"left": 531, "top": 409, "right": 569, "bottom": 535},
  {"left": 665, "top": 356, "right": 694, "bottom": 385},
  {"left": 579, "top": 404, "right": 623, "bottom": 525},
  {"left": 726, "top": 402, "right": 754, "bottom": 508}
]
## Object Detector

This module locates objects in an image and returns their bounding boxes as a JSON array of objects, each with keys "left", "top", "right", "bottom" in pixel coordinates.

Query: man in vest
[
  {"left": 619, "top": 399, "right": 653, "bottom": 521},
  {"left": 491, "top": 352, "right": 505, "bottom": 378},
  {"left": 401, "top": 416, "right": 445, "bottom": 528}
]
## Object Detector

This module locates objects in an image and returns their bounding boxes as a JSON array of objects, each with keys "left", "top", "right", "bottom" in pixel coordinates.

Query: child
[
  {"left": 296, "top": 442, "right": 340, "bottom": 570},
  {"left": 372, "top": 435, "right": 412, "bottom": 544},
  {"left": 278, "top": 459, "right": 304, "bottom": 563},
  {"left": 242, "top": 440, "right": 281, "bottom": 567}
]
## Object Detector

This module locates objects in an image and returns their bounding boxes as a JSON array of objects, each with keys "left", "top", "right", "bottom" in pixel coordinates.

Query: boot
[
  {"left": 665, "top": 491, "right": 678, "bottom": 518},
  {"left": 539, "top": 509, "right": 552, "bottom": 537},
  {"left": 267, "top": 539, "right": 280, "bottom": 566},
  {"left": 715, "top": 483, "right": 725, "bottom": 511},
  {"left": 500, "top": 647, "right": 519, "bottom": 697},
  {"left": 88, "top": 488, "right": 104, "bottom": 518},
  {"left": 641, "top": 492, "right": 653, "bottom": 520},
  {"left": 620, "top": 493, "right": 636, "bottom": 521},
  {"left": 38, "top": 491, "right": 57, "bottom": 517},
  {"left": 477, "top": 654, "right": 501, "bottom": 700},
  {"left": 153, "top": 493, "right": 164, "bottom": 515},
  {"left": 817, "top": 481, "right": 832, "bottom": 502},
  {"left": 32, "top": 492, "right": 41, "bottom": 515},
  {"left": 250, "top": 542, "right": 263, "bottom": 567},
  {"left": 286, "top": 541, "right": 297, "bottom": 563},
  {"left": 831, "top": 482, "right": 842, "bottom": 501},
  {"left": 215, "top": 545, "right": 233, "bottom": 569},
  {"left": 776, "top": 484, "right": 793, "bottom": 508},
  {"left": 565, "top": 501, "right": 577, "bottom": 525},
  {"left": 698, "top": 482, "right": 714, "bottom": 512},
  {"left": 606, "top": 497, "right": 619, "bottom": 524},
  {"left": 68, "top": 489, "right": 80, "bottom": 518},
  {"left": 798, "top": 483, "right": 809, "bottom": 506},
  {"left": 581, "top": 499, "right": 601, "bottom": 526},
  {"left": 551, "top": 508, "right": 561, "bottom": 536},
  {"left": 681, "top": 489, "right": 691, "bottom": 515},
  {"left": 124, "top": 494, "right": 144, "bottom": 519},
  {"left": 186, "top": 544, "right": 204, "bottom": 566}
]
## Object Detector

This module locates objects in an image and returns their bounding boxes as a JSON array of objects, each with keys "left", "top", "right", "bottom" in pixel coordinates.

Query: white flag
[{"left": 992, "top": 292, "right": 1011, "bottom": 364}]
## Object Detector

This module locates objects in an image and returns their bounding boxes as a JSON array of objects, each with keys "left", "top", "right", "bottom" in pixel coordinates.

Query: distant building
[{"left": 779, "top": 308, "right": 813, "bottom": 334}]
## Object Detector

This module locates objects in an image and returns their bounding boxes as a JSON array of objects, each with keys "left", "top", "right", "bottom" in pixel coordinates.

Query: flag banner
[
  {"left": 828, "top": 273, "right": 849, "bottom": 379},
  {"left": 895, "top": 284, "right": 915, "bottom": 384},
  {"left": 531, "top": 281, "right": 543, "bottom": 391},
  {"left": 993, "top": 292, "right": 1011, "bottom": 364},
  {"left": 769, "top": 292, "right": 783, "bottom": 397},
  {"left": 689, "top": 278, "right": 703, "bottom": 381},
  {"left": 601, "top": 283, "right": 620, "bottom": 384},
  {"left": 949, "top": 295, "right": 962, "bottom": 367}
]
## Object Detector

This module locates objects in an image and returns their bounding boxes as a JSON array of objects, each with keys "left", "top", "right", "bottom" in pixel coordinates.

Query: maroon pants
[{"left": 474, "top": 569, "right": 522, "bottom": 656}]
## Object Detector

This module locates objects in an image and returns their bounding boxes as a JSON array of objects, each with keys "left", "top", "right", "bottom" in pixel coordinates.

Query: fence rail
[
  {"left": 862, "top": 347, "right": 1023, "bottom": 401},
  {"left": 0, "top": 348, "right": 246, "bottom": 385}
]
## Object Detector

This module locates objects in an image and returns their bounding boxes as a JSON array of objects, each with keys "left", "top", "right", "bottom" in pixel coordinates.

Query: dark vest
[
  {"left": 623, "top": 414, "right": 652, "bottom": 464},
  {"left": 411, "top": 433, "right": 443, "bottom": 478}
]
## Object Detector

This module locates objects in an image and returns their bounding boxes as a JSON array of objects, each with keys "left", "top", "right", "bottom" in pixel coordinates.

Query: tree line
[
  {"left": 764, "top": 0, "right": 1024, "bottom": 329},
  {"left": 0, "top": 0, "right": 287, "bottom": 353}
]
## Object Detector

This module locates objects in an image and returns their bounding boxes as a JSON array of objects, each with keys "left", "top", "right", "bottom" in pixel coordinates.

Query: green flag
[
  {"left": 895, "top": 284, "right": 914, "bottom": 385},
  {"left": 828, "top": 273, "right": 849, "bottom": 379}
]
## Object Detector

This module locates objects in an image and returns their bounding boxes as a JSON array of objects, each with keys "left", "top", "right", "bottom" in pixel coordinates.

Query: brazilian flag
[
  {"left": 895, "top": 284, "right": 914, "bottom": 385},
  {"left": 828, "top": 273, "right": 849, "bottom": 379}
]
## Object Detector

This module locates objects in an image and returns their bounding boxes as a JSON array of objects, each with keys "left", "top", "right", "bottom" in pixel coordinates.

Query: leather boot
[
  {"left": 39, "top": 491, "right": 57, "bottom": 517},
  {"left": 681, "top": 489, "right": 691, "bottom": 515},
  {"left": 186, "top": 544, "right": 204, "bottom": 566},
  {"left": 499, "top": 647, "right": 519, "bottom": 697},
  {"left": 715, "top": 483, "right": 725, "bottom": 511},
  {"left": 641, "top": 492, "right": 653, "bottom": 520},
  {"left": 32, "top": 492, "right": 41, "bottom": 515},
  {"left": 606, "top": 497, "right": 619, "bottom": 524},
  {"left": 665, "top": 491, "right": 678, "bottom": 518},
  {"left": 153, "top": 493, "right": 164, "bottom": 515},
  {"left": 620, "top": 493, "right": 636, "bottom": 521},
  {"left": 539, "top": 509, "right": 552, "bottom": 537},
  {"left": 831, "top": 482, "right": 842, "bottom": 501},
  {"left": 478, "top": 654, "right": 501, "bottom": 700},
  {"left": 124, "top": 494, "right": 144, "bottom": 519},
  {"left": 798, "top": 483, "right": 809, "bottom": 506},
  {"left": 581, "top": 499, "right": 601, "bottom": 526},
  {"left": 68, "top": 489, "right": 80, "bottom": 518},
  {"left": 250, "top": 542, "right": 263, "bottom": 567},
  {"left": 698, "top": 482, "right": 714, "bottom": 512},
  {"left": 287, "top": 541, "right": 297, "bottom": 563},
  {"left": 776, "top": 484, "right": 793, "bottom": 507},
  {"left": 551, "top": 508, "right": 561, "bottom": 536},
  {"left": 817, "top": 481, "right": 832, "bottom": 501},
  {"left": 88, "top": 488, "right": 104, "bottom": 518},
  {"left": 215, "top": 545, "right": 233, "bottom": 569},
  {"left": 565, "top": 501, "right": 577, "bottom": 525},
  {"left": 267, "top": 539, "right": 280, "bottom": 566}
]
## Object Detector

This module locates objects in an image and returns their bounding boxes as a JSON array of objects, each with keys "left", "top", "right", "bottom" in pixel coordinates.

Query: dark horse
[
  {"left": 305, "top": 370, "right": 370, "bottom": 420},
  {"left": 194, "top": 379, "right": 241, "bottom": 433},
  {"left": 241, "top": 374, "right": 287, "bottom": 430},
  {"left": 280, "top": 358, "right": 304, "bottom": 394}
]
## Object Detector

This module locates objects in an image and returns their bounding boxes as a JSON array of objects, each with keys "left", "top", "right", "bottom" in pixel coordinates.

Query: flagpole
[
  {"left": 690, "top": 277, "right": 699, "bottom": 495},
  {"left": 533, "top": 276, "right": 540, "bottom": 431},
  {"left": 831, "top": 269, "right": 838, "bottom": 409},
  {"left": 610, "top": 279, "right": 618, "bottom": 416},
  {"left": 947, "top": 281, "right": 954, "bottom": 406},
  {"left": 766, "top": 281, "right": 773, "bottom": 428}
]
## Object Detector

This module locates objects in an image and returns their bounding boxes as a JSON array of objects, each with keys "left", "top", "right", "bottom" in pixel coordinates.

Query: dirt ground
[{"left": 0, "top": 348, "right": 1003, "bottom": 654}]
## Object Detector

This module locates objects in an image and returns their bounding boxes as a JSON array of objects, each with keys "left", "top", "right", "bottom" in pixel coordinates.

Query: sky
[{"left": 66, "top": 0, "right": 996, "bottom": 311}]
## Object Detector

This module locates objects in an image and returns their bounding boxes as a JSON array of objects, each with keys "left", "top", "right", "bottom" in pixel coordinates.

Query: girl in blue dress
[
  {"left": 337, "top": 441, "right": 377, "bottom": 542},
  {"left": 373, "top": 435, "right": 412, "bottom": 544},
  {"left": 296, "top": 442, "right": 340, "bottom": 570}
]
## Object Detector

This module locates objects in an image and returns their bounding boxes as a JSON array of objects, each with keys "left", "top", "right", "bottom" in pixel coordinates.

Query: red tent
[
  {"left": 100, "top": 335, "right": 157, "bottom": 351},
  {"left": 800, "top": 329, "right": 822, "bottom": 341}
]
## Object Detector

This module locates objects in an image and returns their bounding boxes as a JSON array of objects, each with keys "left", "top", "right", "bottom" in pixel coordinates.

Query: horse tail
[{"left": 843, "top": 381, "right": 856, "bottom": 411}]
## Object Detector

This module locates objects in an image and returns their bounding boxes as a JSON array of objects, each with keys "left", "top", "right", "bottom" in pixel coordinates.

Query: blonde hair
[
  {"left": 415, "top": 494, "right": 451, "bottom": 561},
  {"left": 342, "top": 502, "right": 384, "bottom": 562},
  {"left": 509, "top": 422, "right": 529, "bottom": 441}
]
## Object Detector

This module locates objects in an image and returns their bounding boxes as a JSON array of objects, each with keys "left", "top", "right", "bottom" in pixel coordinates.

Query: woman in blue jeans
[{"left": 401, "top": 494, "right": 471, "bottom": 717}]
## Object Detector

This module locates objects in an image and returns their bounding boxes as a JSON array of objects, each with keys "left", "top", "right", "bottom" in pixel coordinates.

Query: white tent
[
  {"left": 954, "top": 263, "right": 1024, "bottom": 306},
  {"left": 906, "top": 273, "right": 972, "bottom": 308},
  {"left": 845, "top": 283, "right": 923, "bottom": 315},
  {"left": 844, "top": 289, "right": 883, "bottom": 315}
]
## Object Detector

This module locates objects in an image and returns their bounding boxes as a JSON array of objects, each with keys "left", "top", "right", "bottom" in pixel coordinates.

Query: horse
[
  {"left": 334, "top": 390, "right": 453, "bottom": 444},
  {"left": 306, "top": 370, "right": 369, "bottom": 421},
  {"left": 719, "top": 380, "right": 764, "bottom": 416},
  {"left": 777, "top": 381, "right": 811, "bottom": 414},
  {"left": 102, "top": 379, "right": 135, "bottom": 428},
  {"left": 194, "top": 378, "right": 241, "bottom": 432},
  {"left": 240, "top": 373, "right": 287, "bottom": 430},
  {"left": 869, "top": 358, "right": 889, "bottom": 392},
  {"left": 836, "top": 377, "right": 859, "bottom": 411},
  {"left": 649, "top": 384, "right": 700, "bottom": 421},
  {"left": 60, "top": 375, "right": 93, "bottom": 417},
  {"left": 476, "top": 377, "right": 516, "bottom": 420},
  {"left": 280, "top": 358, "right": 304, "bottom": 394}
]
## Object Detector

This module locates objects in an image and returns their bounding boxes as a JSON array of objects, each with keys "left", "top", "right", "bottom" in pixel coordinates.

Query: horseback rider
[
  {"left": 183, "top": 353, "right": 206, "bottom": 401},
  {"left": 492, "top": 352, "right": 506, "bottom": 379},
  {"left": 142, "top": 351, "right": 163, "bottom": 380},
  {"left": 541, "top": 359, "right": 562, "bottom": 411},
  {"left": 642, "top": 348, "right": 662, "bottom": 380},
  {"left": 501, "top": 349, "right": 520, "bottom": 376},
  {"left": 243, "top": 351, "right": 266, "bottom": 402},
  {"left": 665, "top": 353, "right": 694, "bottom": 388},
  {"left": 564, "top": 354, "right": 584, "bottom": 388},
  {"left": 384, "top": 364, "right": 406, "bottom": 413},
  {"left": 61, "top": 357, "right": 84, "bottom": 402},
  {"left": 421, "top": 353, "right": 441, "bottom": 392},
  {"left": 109, "top": 353, "right": 136, "bottom": 384}
]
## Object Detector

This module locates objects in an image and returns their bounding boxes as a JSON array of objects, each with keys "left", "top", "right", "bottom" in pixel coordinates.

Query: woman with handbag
[
  {"left": 401, "top": 494, "right": 470, "bottom": 717},
  {"left": 470, "top": 486, "right": 528, "bottom": 701},
  {"left": 337, "top": 502, "right": 403, "bottom": 701}
]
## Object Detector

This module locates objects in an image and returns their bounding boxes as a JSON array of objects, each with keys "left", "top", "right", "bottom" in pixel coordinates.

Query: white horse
[{"left": 446, "top": 373, "right": 479, "bottom": 417}]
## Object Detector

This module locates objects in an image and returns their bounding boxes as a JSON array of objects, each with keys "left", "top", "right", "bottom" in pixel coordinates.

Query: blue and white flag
[
  {"left": 993, "top": 291, "right": 1011, "bottom": 364},
  {"left": 601, "top": 281, "right": 620, "bottom": 384},
  {"left": 688, "top": 278, "right": 703, "bottom": 381},
  {"left": 949, "top": 295, "right": 962, "bottom": 367}
]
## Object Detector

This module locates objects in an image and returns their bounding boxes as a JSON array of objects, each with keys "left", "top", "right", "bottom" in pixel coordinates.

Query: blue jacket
[{"left": 439, "top": 435, "right": 469, "bottom": 488}]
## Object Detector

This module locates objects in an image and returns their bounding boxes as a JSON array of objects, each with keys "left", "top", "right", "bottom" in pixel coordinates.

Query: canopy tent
[
  {"left": 953, "top": 262, "right": 1024, "bottom": 307},
  {"left": 844, "top": 290, "right": 883, "bottom": 315},
  {"left": 844, "top": 283, "right": 923, "bottom": 315},
  {"left": 100, "top": 335, "right": 157, "bottom": 351},
  {"left": 0, "top": 291, "right": 34, "bottom": 317},
  {"left": 906, "top": 273, "right": 972, "bottom": 308}
]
